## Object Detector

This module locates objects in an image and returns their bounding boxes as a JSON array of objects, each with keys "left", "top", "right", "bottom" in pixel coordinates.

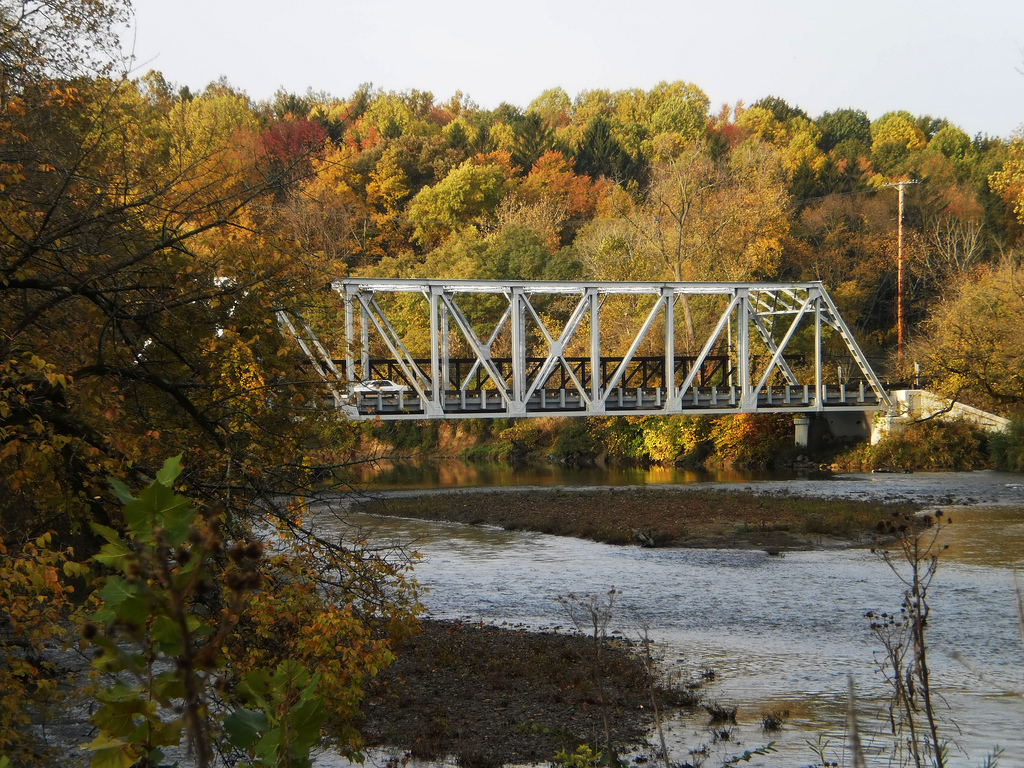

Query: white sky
[{"left": 126, "top": 0, "right": 1024, "bottom": 138}]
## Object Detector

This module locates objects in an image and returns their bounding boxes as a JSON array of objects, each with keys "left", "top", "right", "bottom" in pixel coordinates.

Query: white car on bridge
[{"left": 352, "top": 379, "right": 407, "bottom": 396}]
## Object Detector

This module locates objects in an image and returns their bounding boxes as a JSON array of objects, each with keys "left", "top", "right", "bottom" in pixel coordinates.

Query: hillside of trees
[{"left": 3, "top": 0, "right": 1024, "bottom": 764}]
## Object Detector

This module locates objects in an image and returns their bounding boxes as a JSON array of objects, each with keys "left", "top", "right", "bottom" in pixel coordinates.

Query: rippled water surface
[{"left": 314, "top": 471, "right": 1024, "bottom": 767}]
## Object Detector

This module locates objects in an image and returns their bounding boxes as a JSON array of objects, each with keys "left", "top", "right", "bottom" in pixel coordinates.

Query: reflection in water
[
  {"left": 937, "top": 505, "right": 1024, "bottom": 569},
  {"left": 345, "top": 457, "right": 797, "bottom": 490},
  {"left": 312, "top": 473, "right": 1024, "bottom": 767}
]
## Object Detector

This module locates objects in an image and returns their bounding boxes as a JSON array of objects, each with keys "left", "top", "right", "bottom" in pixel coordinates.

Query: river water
[{"left": 315, "top": 469, "right": 1024, "bottom": 768}]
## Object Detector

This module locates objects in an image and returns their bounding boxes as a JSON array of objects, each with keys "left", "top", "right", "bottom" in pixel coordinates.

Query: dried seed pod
[
  {"left": 195, "top": 644, "right": 218, "bottom": 670},
  {"left": 244, "top": 541, "right": 264, "bottom": 559}
]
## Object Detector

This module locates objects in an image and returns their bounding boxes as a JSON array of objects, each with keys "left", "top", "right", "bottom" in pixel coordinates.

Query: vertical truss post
[
  {"left": 674, "top": 293, "right": 739, "bottom": 405},
  {"left": 817, "top": 288, "right": 892, "bottom": 407},
  {"left": 589, "top": 287, "right": 603, "bottom": 413},
  {"left": 441, "top": 297, "right": 450, "bottom": 392},
  {"left": 459, "top": 302, "right": 512, "bottom": 391},
  {"left": 358, "top": 289, "right": 369, "bottom": 382},
  {"left": 727, "top": 316, "right": 734, "bottom": 388},
  {"left": 441, "top": 293, "right": 513, "bottom": 410},
  {"left": 429, "top": 286, "right": 441, "bottom": 410},
  {"left": 749, "top": 303, "right": 800, "bottom": 386},
  {"left": 521, "top": 292, "right": 592, "bottom": 406},
  {"left": 344, "top": 289, "right": 355, "bottom": 386},
  {"left": 602, "top": 292, "right": 668, "bottom": 396},
  {"left": 664, "top": 287, "right": 675, "bottom": 403},
  {"left": 814, "top": 289, "right": 824, "bottom": 412},
  {"left": 736, "top": 287, "right": 752, "bottom": 410},
  {"left": 751, "top": 294, "right": 811, "bottom": 395},
  {"left": 671, "top": 292, "right": 737, "bottom": 403},
  {"left": 510, "top": 288, "right": 527, "bottom": 415}
]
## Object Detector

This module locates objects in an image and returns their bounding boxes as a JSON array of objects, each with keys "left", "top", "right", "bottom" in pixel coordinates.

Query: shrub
[
  {"left": 551, "top": 419, "right": 603, "bottom": 463},
  {"left": 709, "top": 413, "right": 794, "bottom": 467},
  {"left": 849, "top": 419, "right": 988, "bottom": 471},
  {"left": 990, "top": 415, "right": 1024, "bottom": 472},
  {"left": 369, "top": 420, "right": 440, "bottom": 453}
]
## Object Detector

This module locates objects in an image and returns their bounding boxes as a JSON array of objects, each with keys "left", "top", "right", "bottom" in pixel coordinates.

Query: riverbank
[
  {"left": 352, "top": 486, "right": 920, "bottom": 550},
  {"left": 360, "top": 618, "right": 697, "bottom": 768},
  {"left": 332, "top": 471, "right": 1024, "bottom": 767}
]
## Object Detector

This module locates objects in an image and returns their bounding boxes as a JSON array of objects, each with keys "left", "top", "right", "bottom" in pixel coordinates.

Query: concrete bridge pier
[
  {"left": 794, "top": 411, "right": 874, "bottom": 449},
  {"left": 793, "top": 415, "right": 811, "bottom": 448}
]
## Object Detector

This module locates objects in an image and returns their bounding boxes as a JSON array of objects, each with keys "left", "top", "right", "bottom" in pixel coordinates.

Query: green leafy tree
[
  {"left": 84, "top": 456, "right": 338, "bottom": 768},
  {"left": 736, "top": 106, "right": 787, "bottom": 145},
  {"left": 84, "top": 456, "right": 251, "bottom": 768},
  {"left": 817, "top": 108, "right": 871, "bottom": 152},
  {"left": 928, "top": 124, "right": 971, "bottom": 162},
  {"left": 512, "top": 110, "right": 556, "bottom": 171},
  {"left": 364, "top": 92, "right": 415, "bottom": 139},
  {"left": 528, "top": 86, "right": 571, "bottom": 128},
  {"left": 407, "top": 159, "right": 508, "bottom": 246},
  {"left": 649, "top": 96, "right": 708, "bottom": 143},
  {"left": 574, "top": 115, "right": 646, "bottom": 185},
  {"left": 871, "top": 111, "right": 927, "bottom": 174},
  {"left": 224, "top": 661, "right": 327, "bottom": 768},
  {"left": 751, "top": 95, "right": 808, "bottom": 124}
]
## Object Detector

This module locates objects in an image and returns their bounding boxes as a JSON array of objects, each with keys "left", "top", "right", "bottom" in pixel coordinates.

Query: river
[{"left": 314, "top": 468, "right": 1024, "bottom": 768}]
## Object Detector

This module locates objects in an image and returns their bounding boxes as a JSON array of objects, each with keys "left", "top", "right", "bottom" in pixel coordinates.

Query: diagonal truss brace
[
  {"left": 521, "top": 293, "right": 595, "bottom": 407},
  {"left": 275, "top": 310, "right": 345, "bottom": 408}
]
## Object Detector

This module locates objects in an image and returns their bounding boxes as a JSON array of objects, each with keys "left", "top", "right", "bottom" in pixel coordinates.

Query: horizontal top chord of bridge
[
  {"left": 280, "top": 279, "right": 892, "bottom": 420},
  {"left": 334, "top": 277, "right": 829, "bottom": 296}
]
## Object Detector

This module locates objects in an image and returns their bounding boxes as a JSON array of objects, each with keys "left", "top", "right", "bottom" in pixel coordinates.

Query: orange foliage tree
[{"left": 1, "top": 3, "right": 418, "bottom": 761}]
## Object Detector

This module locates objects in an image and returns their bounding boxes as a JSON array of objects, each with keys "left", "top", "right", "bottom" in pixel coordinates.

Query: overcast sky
[{"left": 126, "top": 0, "right": 1024, "bottom": 138}]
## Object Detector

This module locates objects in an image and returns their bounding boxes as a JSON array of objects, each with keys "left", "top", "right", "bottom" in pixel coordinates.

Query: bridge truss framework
[{"left": 282, "top": 279, "right": 892, "bottom": 421}]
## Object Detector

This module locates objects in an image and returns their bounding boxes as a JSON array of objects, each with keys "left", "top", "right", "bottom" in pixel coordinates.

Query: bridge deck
[{"left": 345, "top": 382, "right": 885, "bottom": 420}]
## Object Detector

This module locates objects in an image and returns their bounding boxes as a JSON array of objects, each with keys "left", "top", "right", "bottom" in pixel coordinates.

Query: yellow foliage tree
[
  {"left": 989, "top": 139, "right": 1024, "bottom": 226},
  {"left": 913, "top": 259, "right": 1024, "bottom": 412}
]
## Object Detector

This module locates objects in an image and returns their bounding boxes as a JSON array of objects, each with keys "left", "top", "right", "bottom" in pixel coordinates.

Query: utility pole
[{"left": 885, "top": 180, "right": 919, "bottom": 369}]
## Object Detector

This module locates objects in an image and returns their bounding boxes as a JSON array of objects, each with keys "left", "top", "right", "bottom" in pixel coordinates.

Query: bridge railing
[
  {"left": 339, "top": 354, "right": 748, "bottom": 391},
  {"left": 346, "top": 381, "right": 886, "bottom": 419}
]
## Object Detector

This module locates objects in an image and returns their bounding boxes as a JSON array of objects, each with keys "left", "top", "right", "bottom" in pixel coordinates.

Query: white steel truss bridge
[{"left": 280, "top": 279, "right": 892, "bottom": 421}]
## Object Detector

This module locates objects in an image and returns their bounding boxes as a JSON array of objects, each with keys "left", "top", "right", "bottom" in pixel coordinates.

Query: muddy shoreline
[{"left": 360, "top": 618, "right": 694, "bottom": 768}]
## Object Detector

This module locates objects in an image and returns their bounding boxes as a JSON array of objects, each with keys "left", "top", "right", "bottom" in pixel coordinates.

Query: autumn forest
[{"left": 3, "top": 0, "right": 1024, "bottom": 765}]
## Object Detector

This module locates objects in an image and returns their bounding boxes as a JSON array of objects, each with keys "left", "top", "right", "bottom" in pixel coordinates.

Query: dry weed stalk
[
  {"left": 556, "top": 588, "right": 619, "bottom": 765},
  {"left": 868, "top": 511, "right": 950, "bottom": 768}
]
